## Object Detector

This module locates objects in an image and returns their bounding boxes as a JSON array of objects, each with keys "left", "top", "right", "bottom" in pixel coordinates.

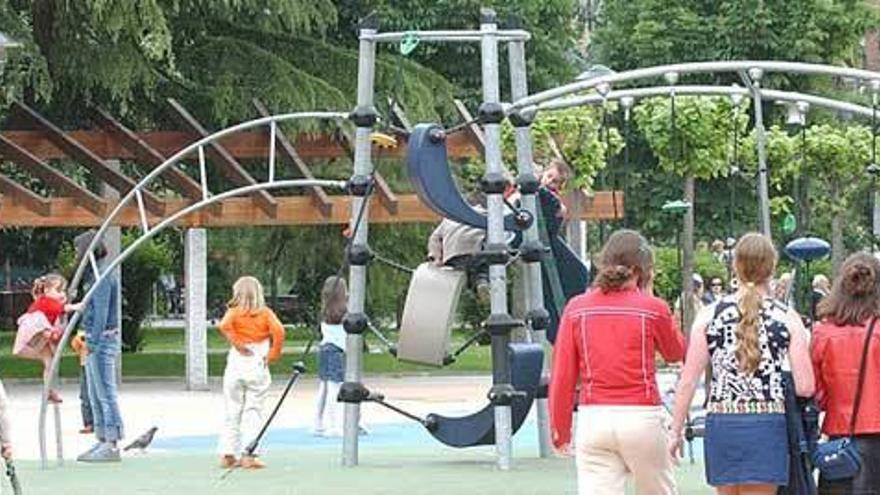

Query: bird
[{"left": 124, "top": 426, "right": 158, "bottom": 452}]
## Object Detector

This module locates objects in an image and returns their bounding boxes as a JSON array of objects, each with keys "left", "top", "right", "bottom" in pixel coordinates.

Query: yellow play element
[{"left": 370, "top": 132, "right": 398, "bottom": 149}]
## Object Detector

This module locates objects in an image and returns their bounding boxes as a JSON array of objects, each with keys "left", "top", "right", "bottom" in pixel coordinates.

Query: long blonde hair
[
  {"left": 733, "top": 233, "right": 777, "bottom": 375},
  {"left": 32, "top": 273, "right": 67, "bottom": 299},
  {"left": 227, "top": 276, "right": 265, "bottom": 313}
]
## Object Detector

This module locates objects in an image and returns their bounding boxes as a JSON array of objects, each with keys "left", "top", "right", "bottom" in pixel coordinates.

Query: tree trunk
[
  {"left": 682, "top": 175, "right": 696, "bottom": 335},
  {"left": 831, "top": 181, "right": 845, "bottom": 277}
]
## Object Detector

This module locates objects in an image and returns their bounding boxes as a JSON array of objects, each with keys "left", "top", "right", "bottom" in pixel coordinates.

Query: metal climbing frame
[
  {"left": 509, "top": 60, "right": 880, "bottom": 238},
  {"left": 341, "top": 11, "right": 550, "bottom": 470},
  {"left": 39, "top": 111, "right": 350, "bottom": 468}
]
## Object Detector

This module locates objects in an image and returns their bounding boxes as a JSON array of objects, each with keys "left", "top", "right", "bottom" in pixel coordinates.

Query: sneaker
[
  {"left": 322, "top": 428, "right": 342, "bottom": 438},
  {"left": 239, "top": 455, "right": 265, "bottom": 469},
  {"left": 79, "top": 426, "right": 94, "bottom": 435},
  {"left": 78, "top": 443, "right": 120, "bottom": 463},
  {"left": 219, "top": 455, "right": 238, "bottom": 469},
  {"left": 47, "top": 390, "right": 63, "bottom": 404},
  {"left": 76, "top": 443, "right": 102, "bottom": 462},
  {"left": 358, "top": 426, "right": 370, "bottom": 436}
]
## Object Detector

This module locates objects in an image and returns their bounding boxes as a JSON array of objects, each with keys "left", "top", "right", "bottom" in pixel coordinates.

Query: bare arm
[
  {"left": 670, "top": 308, "right": 712, "bottom": 442},
  {"left": 786, "top": 308, "right": 816, "bottom": 397}
]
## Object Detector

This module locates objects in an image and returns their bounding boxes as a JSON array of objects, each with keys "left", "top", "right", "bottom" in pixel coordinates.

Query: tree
[{"left": 635, "top": 96, "right": 744, "bottom": 330}]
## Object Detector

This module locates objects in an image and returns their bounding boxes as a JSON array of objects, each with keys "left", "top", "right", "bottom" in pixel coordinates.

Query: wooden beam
[
  {"left": 334, "top": 126, "right": 399, "bottom": 214},
  {"left": 12, "top": 101, "right": 166, "bottom": 216},
  {"left": 252, "top": 99, "right": 332, "bottom": 217},
  {"left": 0, "top": 173, "right": 52, "bottom": 216},
  {"left": 0, "top": 135, "right": 107, "bottom": 216},
  {"left": 453, "top": 99, "right": 485, "bottom": 154},
  {"left": 0, "top": 191, "right": 624, "bottom": 227},
  {"left": 166, "top": 98, "right": 278, "bottom": 217},
  {"left": 0, "top": 129, "right": 482, "bottom": 161},
  {"left": 93, "top": 109, "right": 204, "bottom": 202}
]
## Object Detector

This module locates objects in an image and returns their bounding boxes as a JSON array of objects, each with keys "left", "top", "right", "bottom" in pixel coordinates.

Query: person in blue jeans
[{"left": 74, "top": 230, "right": 124, "bottom": 463}]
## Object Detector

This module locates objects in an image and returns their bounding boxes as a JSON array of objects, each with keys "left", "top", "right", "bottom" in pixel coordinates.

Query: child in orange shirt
[
  {"left": 217, "top": 276, "right": 285, "bottom": 470},
  {"left": 70, "top": 332, "right": 94, "bottom": 434}
]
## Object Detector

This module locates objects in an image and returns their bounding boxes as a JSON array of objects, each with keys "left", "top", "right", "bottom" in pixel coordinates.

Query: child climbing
[
  {"left": 426, "top": 191, "right": 489, "bottom": 299},
  {"left": 313, "top": 275, "right": 348, "bottom": 437},
  {"left": 70, "top": 331, "right": 94, "bottom": 434},
  {"left": 14, "top": 273, "right": 82, "bottom": 403},
  {"left": 217, "top": 276, "right": 285, "bottom": 470}
]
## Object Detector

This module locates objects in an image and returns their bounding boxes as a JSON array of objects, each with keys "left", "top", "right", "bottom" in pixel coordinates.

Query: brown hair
[
  {"left": 321, "top": 276, "right": 348, "bottom": 325},
  {"left": 817, "top": 253, "right": 880, "bottom": 326},
  {"left": 547, "top": 158, "right": 572, "bottom": 183},
  {"left": 733, "top": 233, "right": 777, "bottom": 375},
  {"left": 32, "top": 273, "right": 67, "bottom": 299},
  {"left": 593, "top": 230, "right": 653, "bottom": 293}
]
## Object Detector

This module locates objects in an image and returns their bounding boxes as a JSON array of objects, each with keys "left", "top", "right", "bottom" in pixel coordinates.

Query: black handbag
[{"left": 811, "top": 317, "right": 876, "bottom": 481}]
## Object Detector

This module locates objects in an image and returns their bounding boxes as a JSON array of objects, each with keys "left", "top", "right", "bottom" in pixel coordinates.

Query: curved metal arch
[
  {"left": 66, "top": 111, "right": 350, "bottom": 300},
  {"left": 39, "top": 109, "right": 350, "bottom": 468},
  {"left": 538, "top": 84, "right": 878, "bottom": 121},
  {"left": 511, "top": 61, "right": 880, "bottom": 112}
]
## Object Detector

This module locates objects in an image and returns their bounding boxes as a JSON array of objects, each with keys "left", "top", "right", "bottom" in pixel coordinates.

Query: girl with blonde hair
[
  {"left": 217, "top": 276, "right": 285, "bottom": 469},
  {"left": 669, "top": 233, "right": 815, "bottom": 494}
]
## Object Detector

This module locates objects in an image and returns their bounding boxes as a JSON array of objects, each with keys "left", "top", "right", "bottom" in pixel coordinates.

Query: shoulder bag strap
[{"left": 849, "top": 316, "right": 877, "bottom": 436}]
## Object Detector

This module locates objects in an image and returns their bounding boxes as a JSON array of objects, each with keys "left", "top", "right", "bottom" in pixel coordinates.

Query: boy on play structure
[{"left": 426, "top": 191, "right": 490, "bottom": 299}]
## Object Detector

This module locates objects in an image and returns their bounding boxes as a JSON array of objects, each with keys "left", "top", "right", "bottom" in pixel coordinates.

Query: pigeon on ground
[{"left": 124, "top": 426, "right": 158, "bottom": 452}]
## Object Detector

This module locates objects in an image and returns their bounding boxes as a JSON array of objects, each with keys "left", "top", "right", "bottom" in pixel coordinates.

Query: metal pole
[
  {"left": 743, "top": 69, "right": 772, "bottom": 237},
  {"left": 508, "top": 37, "right": 552, "bottom": 459},
  {"left": 480, "top": 9, "right": 514, "bottom": 470},
  {"left": 342, "top": 22, "right": 378, "bottom": 468}
]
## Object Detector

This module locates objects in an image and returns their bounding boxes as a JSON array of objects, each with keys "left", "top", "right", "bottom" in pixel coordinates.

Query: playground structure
[{"left": 34, "top": 8, "right": 880, "bottom": 473}]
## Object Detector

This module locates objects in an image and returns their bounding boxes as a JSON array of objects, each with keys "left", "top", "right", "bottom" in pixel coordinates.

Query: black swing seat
[{"left": 423, "top": 342, "right": 543, "bottom": 448}]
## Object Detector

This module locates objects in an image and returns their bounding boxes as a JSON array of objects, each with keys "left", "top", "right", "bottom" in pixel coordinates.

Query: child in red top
[{"left": 14, "top": 274, "right": 82, "bottom": 403}]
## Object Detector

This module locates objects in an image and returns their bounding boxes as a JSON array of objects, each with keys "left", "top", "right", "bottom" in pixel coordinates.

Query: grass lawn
[{"left": 0, "top": 326, "right": 494, "bottom": 379}]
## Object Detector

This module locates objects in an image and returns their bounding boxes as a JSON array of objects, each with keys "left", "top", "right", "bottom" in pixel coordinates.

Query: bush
[
  {"left": 653, "top": 246, "right": 728, "bottom": 303},
  {"left": 121, "top": 232, "right": 173, "bottom": 352}
]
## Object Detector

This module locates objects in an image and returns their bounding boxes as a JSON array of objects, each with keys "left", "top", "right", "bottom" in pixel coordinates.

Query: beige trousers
[
  {"left": 575, "top": 405, "right": 677, "bottom": 495},
  {"left": 218, "top": 342, "right": 271, "bottom": 456}
]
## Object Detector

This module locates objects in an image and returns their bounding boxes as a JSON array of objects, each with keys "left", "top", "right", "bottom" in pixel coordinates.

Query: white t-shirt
[{"left": 320, "top": 322, "right": 346, "bottom": 351}]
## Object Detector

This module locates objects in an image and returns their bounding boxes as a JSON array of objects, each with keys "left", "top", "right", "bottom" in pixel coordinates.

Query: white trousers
[
  {"left": 313, "top": 380, "right": 342, "bottom": 435},
  {"left": 218, "top": 342, "right": 271, "bottom": 456},
  {"left": 575, "top": 405, "right": 677, "bottom": 495}
]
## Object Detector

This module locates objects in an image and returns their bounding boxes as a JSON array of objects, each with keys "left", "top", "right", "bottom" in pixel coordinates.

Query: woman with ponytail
[
  {"left": 549, "top": 229, "right": 685, "bottom": 495},
  {"left": 669, "top": 233, "right": 814, "bottom": 494},
  {"left": 812, "top": 253, "right": 880, "bottom": 494}
]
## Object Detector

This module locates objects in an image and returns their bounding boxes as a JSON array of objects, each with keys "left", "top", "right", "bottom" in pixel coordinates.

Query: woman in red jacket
[
  {"left": 549, "top": 229, "right": 685, "bottom": 495},
  {"left": 812, "top": 252, "right": 880, "bottom": 494}
]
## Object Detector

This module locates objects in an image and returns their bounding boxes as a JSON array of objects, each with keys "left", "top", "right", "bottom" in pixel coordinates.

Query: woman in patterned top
[{"left": 668, "top": 233, "right": 814, "bottom": 494}]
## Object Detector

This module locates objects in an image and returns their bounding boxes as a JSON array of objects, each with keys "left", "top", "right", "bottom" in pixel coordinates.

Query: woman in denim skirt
[{"left": 669, "top": 233, "right": 815, "bottom": 494}]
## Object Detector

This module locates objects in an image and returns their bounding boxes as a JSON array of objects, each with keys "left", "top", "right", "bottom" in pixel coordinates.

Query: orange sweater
[{"left": 218, "top": 306, "right": 285, "bottom": 363}]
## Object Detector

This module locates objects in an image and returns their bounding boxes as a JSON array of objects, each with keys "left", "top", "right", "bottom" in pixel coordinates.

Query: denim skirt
[
  {"left": 704, "top": 413, "right": 789, "bottom": 486},
  {"left": 318, "top": 343, "right": 345, "bottom": 382}
]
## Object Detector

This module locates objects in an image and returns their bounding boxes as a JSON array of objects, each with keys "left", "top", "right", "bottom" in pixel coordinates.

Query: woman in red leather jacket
[{"left": 812, "top": 252, "right": 880, "bottom": 494}]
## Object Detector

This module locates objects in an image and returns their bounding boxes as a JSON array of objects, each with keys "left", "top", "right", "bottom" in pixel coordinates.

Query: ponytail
[{"left": 735, "top": 282, "right": 762, "bottom": 375}]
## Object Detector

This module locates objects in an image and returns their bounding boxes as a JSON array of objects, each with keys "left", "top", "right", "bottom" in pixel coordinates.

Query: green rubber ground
[{"left": 15, "top": 447, "right": 709, "bottom": 494}]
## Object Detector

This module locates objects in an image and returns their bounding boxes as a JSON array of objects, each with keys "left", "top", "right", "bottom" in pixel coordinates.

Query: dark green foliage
[{"left": 120, "top": 232, "right": 173, "bottom": 352}]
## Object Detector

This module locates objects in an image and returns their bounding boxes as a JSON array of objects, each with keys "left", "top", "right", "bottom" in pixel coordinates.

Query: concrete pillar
[
  {"left": 184, "top": 228, "right": 208, "bottom": 390},
  {"left": 102, "top": 161, "right": 123, "bottom": 383}
]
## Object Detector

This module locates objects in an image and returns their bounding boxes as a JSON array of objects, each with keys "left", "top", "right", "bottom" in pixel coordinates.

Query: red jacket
[
  {"left": 812, "top": 320, "right": 880, "bottom": 436},
  {"left": 549, "top": 287, "right": 685, "bottom": 448}
]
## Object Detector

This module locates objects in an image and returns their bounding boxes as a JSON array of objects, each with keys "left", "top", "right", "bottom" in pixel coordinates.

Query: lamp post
[
  {"left": 662, "top": 199, "right": 692, "bottom": 334},
  {"left": 728, "top": 88, "right": 744, "bottom": 283},
  {"left": 869, "top": 80, "right": 880, "bottom": 252}
]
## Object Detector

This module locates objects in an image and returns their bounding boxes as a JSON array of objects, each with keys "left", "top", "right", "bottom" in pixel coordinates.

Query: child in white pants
[
  {"left": 217, "top": 276, "right": 285, "bottom": 469},
  {"left": 313, "top": 276, "right": 347, "bottom": 437}
]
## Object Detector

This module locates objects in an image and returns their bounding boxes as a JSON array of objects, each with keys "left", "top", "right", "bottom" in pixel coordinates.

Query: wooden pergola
[{"left": 0, "top": 98, "right": 623, "bottom": 228}]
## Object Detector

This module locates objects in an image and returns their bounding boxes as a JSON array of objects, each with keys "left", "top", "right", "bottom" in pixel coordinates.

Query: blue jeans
[{"left": 86, "top": 330, "right": 124, "bottom": 442}]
